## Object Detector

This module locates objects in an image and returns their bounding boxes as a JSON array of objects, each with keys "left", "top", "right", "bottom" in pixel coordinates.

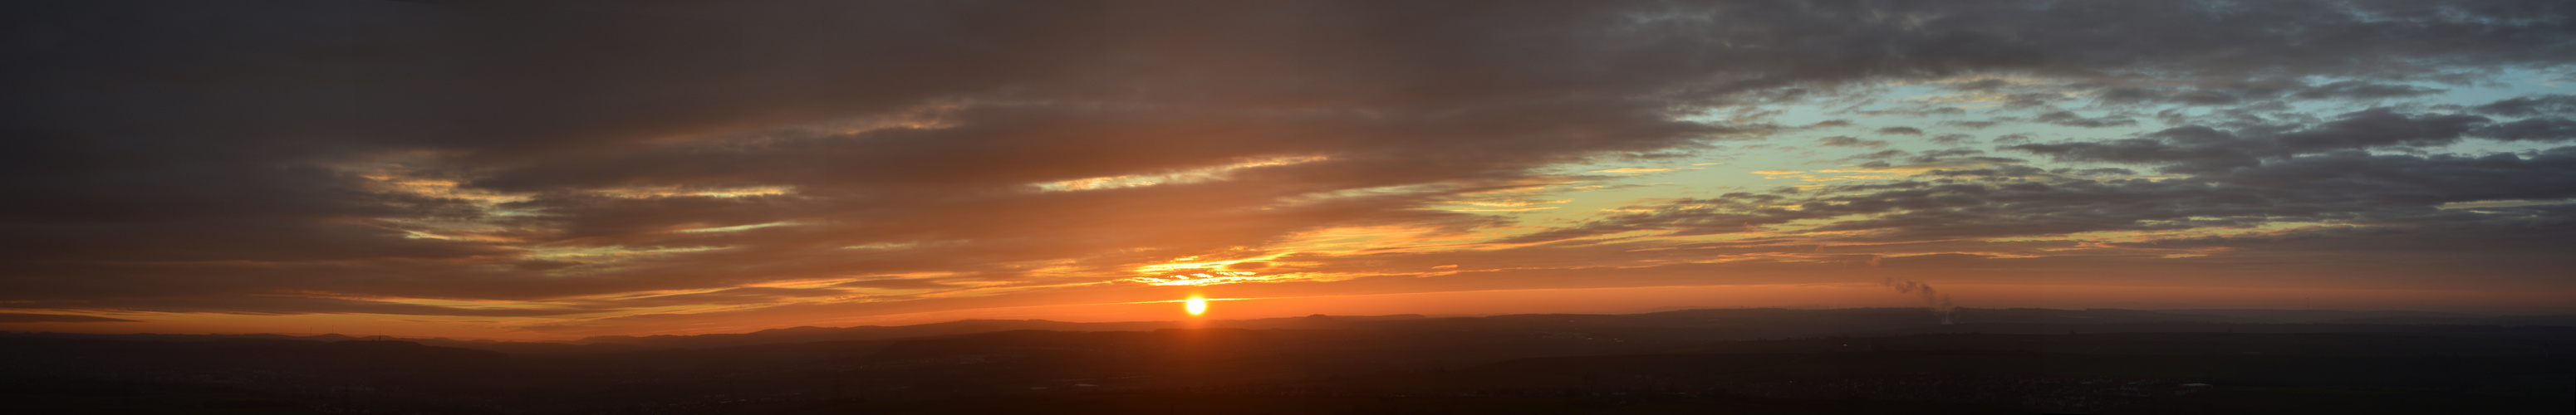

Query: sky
[{"left": 4, "top": 0, "right": 2574, "bottom": 339}]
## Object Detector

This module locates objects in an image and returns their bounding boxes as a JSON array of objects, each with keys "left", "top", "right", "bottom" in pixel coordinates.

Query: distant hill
[
  {"left": 575, "top": 319, "right": 1181, "bottom": 349},
  {"left": 10, "top": 307, "right": 2571, "bottom": 354},
  {"left": 7, "top": 309, "right": 2573, "bottom": 414},
  {"left": 572, "top": 314, "right": 1435, "bottom": 349},
  {"left": 0, "top": 331, "right": 639, "bottom": 354}
]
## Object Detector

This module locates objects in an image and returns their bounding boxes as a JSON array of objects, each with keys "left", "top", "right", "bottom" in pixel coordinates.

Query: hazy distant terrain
[{"left": 6, "top": 308, "right": 2571, "bottom": 414}]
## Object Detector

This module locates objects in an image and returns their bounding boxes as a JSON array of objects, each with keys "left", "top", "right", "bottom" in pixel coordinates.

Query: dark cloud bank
[{"left": 3, "top": 0, "right": 2573, "bottom": 328}]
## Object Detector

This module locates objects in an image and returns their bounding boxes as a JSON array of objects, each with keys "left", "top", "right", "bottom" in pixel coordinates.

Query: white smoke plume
[{"left": 1882, "top": 278, "right": 1956, "bottom": 325}]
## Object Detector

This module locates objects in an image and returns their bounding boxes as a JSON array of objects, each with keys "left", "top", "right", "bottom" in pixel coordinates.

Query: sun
[{"left": 1185, "top": 297, "right": 1207, "bottom": 315}]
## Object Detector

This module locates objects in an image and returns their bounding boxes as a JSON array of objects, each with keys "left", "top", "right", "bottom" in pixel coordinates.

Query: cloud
[
  {"left": 1818, "top": 136, "right": 1892, "bottom": 148},
  {"left": 2032, "top": 111, "right": 2139, "bottom": 128},
  {"left": 6, "top": 0, "right": 2576, "bottom": 331},
  {"left": 1941, "top": 120, "right": 2000, "bottom": 129},
  {"left": 2093, "top": 79, "right": 2449, "bottom": 106},
  {"left": 834, "top": 278, "right": 959, "bottom": 290},
  {"left": 1509, "top": 134, "right": 2576, "bottom": 245},
  {"left": 0, "top": 295, "right": 607, "bottom": 318},
  {"left": 2474, "top": 94, "right": 2576, "bottom": 117},
  {"left": 2291, "top": 81, "right": 2446, "bottom": 100},
  {"left": 0, "top": 313, "right": 142, "bottom": 323},
  {"left": 1846, "top": 149, "right": 1913, "bottom": 160},
  {"left": 1590, "top": 168, "right": 1680, "bottom": 173},
  {"left": 2009, "top": 106, "right": 2531, "bottom": 173}
]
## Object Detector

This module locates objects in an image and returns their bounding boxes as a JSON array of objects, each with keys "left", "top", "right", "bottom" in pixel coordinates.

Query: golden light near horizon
[{"left": 11, "top": 0, "right": 2576, "bottom": 344}]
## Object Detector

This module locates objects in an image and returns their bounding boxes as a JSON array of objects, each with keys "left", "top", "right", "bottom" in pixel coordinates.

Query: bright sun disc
[{"left": 1185, "top": 297, "right": 1207, "bottom": 315}]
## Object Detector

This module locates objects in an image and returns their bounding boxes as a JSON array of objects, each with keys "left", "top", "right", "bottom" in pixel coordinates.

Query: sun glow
[{"left": 1184, "top": 297, "right": 1207, "bottom": 315}]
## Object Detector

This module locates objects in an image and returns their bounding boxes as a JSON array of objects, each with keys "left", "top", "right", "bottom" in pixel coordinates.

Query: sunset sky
[{"left": 5, "top": 0, "right": 2574, "bottom": 339}]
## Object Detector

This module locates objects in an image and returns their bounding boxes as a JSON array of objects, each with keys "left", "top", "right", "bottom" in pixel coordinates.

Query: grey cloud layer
[
  {"left": 1506, "top": 99, "right": 2576, "bottom": 287},
  {"left": 2011, "top": 106, "right": 2563, "bottom": 173},
  {"left": 5, "top": 0, "right": 2575, "bottom": 320}
]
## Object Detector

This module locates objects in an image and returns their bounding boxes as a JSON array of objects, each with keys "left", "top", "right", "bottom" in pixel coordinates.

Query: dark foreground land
[{"left": 5, "top": 308, "right": 2572, "bottom": 414}]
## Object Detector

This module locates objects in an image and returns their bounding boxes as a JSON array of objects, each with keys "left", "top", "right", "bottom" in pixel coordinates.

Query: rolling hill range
[{"left": 7, "top": 307, "right": 2572, "bottom": 414}]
